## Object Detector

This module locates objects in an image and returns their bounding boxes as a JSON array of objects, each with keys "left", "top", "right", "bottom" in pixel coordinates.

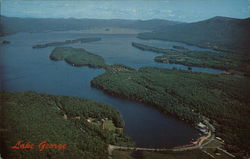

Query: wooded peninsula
[{"left": 0, "top": 92, "right": 133, "bottom": 159}]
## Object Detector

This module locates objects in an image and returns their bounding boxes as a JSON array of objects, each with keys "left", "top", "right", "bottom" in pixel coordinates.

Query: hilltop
[
  {"left": 0, "top": 92, "right": 133, "bottom": 159},
  {"left": 138, "top": 16, "right": 250, "bottom": 55},
  {"left": 2, "top": 15, "right": 249, "bottom": 54}
]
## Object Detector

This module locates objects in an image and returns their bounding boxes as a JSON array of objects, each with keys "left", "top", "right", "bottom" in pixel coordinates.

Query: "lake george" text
[{"left": 11, "top": 141, "right": 67, "bottom": 152}]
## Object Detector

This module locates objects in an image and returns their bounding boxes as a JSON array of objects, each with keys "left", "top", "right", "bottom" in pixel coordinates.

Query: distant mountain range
[
  {"left": 0, "top": 16, "right": 181, "bottom": 36},
  {"left": 138, "top": 16, "right": 250, "bottom": 54},
  {"left": 1, "top": 16, "right": 249, "bottom": 54}
]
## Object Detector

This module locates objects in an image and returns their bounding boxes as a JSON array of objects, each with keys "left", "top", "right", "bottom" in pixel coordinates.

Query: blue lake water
[{"left": 0, "top": 33, "right": 223, "bottom": 148}]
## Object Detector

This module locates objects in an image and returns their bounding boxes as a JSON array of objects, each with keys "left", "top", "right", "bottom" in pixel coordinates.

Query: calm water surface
[{"left": 0, "top": 33, "right": 223, "bottom": 148}]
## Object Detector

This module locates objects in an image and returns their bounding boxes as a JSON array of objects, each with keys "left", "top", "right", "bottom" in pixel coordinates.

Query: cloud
[{"left": 168, "top": 13, "right": 175, "bottom": 17}]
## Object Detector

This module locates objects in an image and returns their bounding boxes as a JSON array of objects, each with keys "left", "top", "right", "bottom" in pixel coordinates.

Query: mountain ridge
[
  {"left": 1, "top": 16, "right": 249, "bottom": 54},
  {"left": 0, "top": 16, "right": 182, "bottom": 36},
  {"left": 138, "top": 16, "right": 250, "bottom": 54}
]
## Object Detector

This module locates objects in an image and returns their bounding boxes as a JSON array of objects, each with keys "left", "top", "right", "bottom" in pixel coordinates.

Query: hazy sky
[{"left": 1, "top": 0, "right": 250, "bottom": 22}]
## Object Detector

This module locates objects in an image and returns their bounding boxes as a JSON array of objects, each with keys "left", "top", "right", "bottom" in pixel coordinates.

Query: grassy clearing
[
  {"left": 203, "top": 139, "right": 222, "bottom": 149},
  {"left": 88, "top": 118, "right": 123, "bottom": 132},
  {"left": 103, "top": 120, "right": 117, "bottom": 131}
]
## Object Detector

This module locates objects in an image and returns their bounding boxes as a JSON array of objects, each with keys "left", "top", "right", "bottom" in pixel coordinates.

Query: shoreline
[
  {"left": 136, "top": 35, "right": 235, "bottom": 54},
  {"left": 108, "top": 121, "right": 215, "bottom": 159},
  {"left": 108, "top": 129, "right": 214, "bottom": 156}
]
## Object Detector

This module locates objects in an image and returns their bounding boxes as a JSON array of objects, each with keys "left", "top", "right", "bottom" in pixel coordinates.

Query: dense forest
[
  {"left": 0, "top": 92, "right": 133, "bottom": 159},
  {"left": 33, "top": 38, "right": 101, "bottom": 48},
  {"left": 91, "top": 66, "right": 250, "bottom": 157},
  {"left": 138, "top": 16, "right": 250, "bottom": 55},
  {"left": 50, "top": 47, "right": 107, "bottom": 68},
  {"left": 132, "top": 42, "right": 250, "bottom": 75}
]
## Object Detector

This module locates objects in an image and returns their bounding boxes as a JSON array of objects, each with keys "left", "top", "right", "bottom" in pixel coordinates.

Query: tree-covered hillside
[
  {"left": 138, "top": 16, "right": 250, "bottom": 55},
  {"left": 91, "top": 66, "right": 250, "bottom": 156},
  {"left": 0, "top": 92, "right": 133, "bottom": 159},
  {"left": 132, "top": 42, "right": 250, "bottom": 75}
]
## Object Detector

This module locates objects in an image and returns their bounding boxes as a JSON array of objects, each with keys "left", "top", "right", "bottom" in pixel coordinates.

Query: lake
[{"left": 0, "top": 32, "right": 223, "bottom": 148}]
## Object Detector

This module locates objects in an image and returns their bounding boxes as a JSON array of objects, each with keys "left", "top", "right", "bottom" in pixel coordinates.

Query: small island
[
  {"left": 132, "top": 42, "right": 250, "bottom": 75},
  {"left": 50, "top": 47, "right": 107, "bottom": 68},
  {"left": 32, "top": 37, "right": 101, "bottom": 48},
  {"left": 0, "top": 40, "right": 11, "bottom": 44},
  {"left": 0, "top": 91, "right": 133, "bottom": 159},
  {"left": 132, "top": 42, "right": 171, "bottom": 53}
]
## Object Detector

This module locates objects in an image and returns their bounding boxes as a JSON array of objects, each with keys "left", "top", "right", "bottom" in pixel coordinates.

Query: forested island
[
  {"left": 0, "top": 40, "right": 10, "bottom": 44},
  {"left": 50, "top": 47, "right": 106, "bottom": 68},
  {"left": 0, "top": 92, "right": 133, "bottom": 159},
  {"left": 32, "top": 37, "right": 101, "bottom": 48},
  {"left": 132, "top": 42, "right": 250, "bottom": 75},
  {"left": 91, "top": 66, "right": 250, "bottom": 156}
]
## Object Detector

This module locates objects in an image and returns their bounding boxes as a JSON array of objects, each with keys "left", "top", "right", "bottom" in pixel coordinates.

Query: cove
[{"left": 0, "top": 32, "right": 223, "bottom": 148}]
